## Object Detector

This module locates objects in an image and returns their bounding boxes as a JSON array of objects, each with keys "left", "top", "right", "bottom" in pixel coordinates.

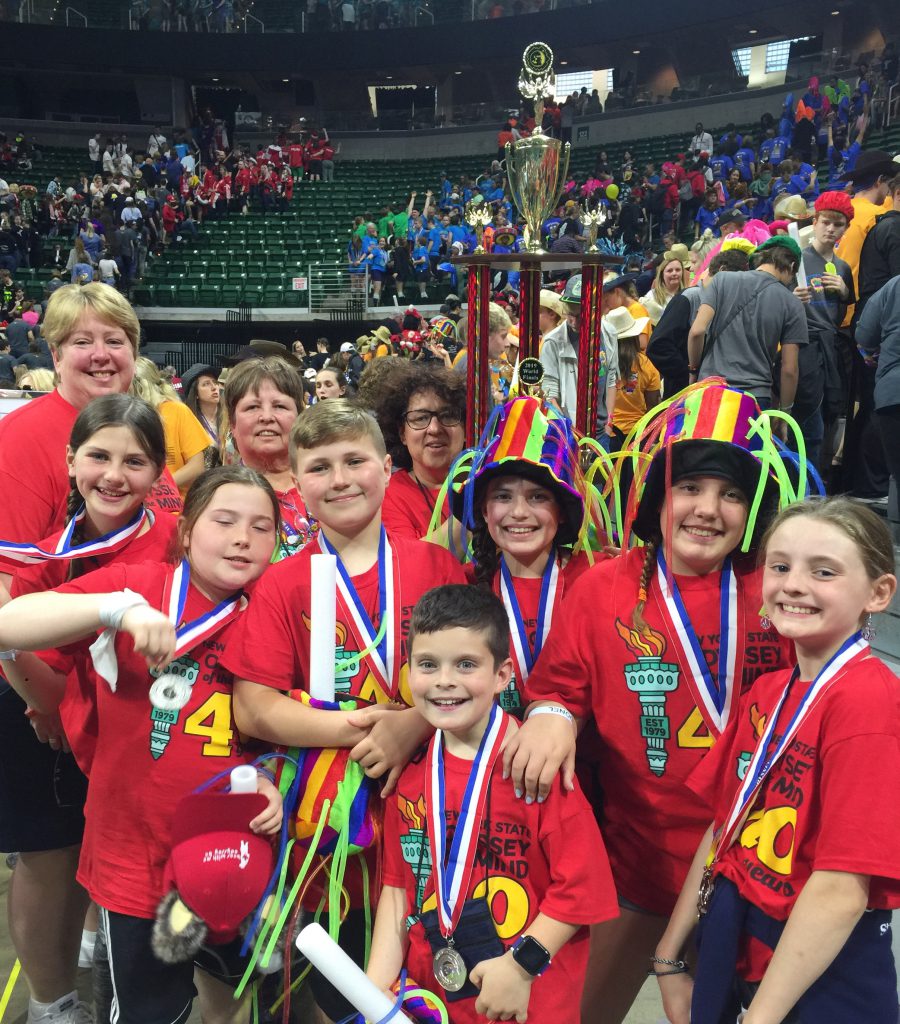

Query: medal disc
[
  {"left": 434, "top": 946, "right": 468, "bottom": 992},
  {"left": 149, "top": 673, "right": 192, "bottom": 712}
]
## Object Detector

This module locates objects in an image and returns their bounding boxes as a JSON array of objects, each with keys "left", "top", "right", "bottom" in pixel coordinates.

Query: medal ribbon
[
  {"left": 318, "top": 528, "right": 398, "bottom": 696},
  {"left": 717, "top": 633, "right": 868, "bottom": 856},
  {"left": 0, "top": 505, "right": 148, "bottom": 565},
  {"left": 655, "top": 550, "right": 739, "bottom": 735},
  {"left": 426, "top": 703, "right": 507, "bottom": 938},
  {"left": 163, "top": 558, "right": 246, "bottom": 659},
  {"left": 498, "top": 553, "right": 559, "bottom": 683}
]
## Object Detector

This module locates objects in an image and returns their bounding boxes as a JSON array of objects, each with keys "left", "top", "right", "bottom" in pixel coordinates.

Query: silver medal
[
  {"left": 433, "top": 945, "right": 467, "bottom": 992},
  {"left": 149, "top": 672, "right": 192, "bottom": 712}
]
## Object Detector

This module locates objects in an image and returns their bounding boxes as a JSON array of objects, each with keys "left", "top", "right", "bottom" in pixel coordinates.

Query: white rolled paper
[
  {"left": 296, "top": 922, "right": 403, "bottom": 1022},
  {"left": 230, "top": 764, "right": 258, "bottom": 794},
  {"left": 309, "top": 553, "right": 337, "bottom": 702}
]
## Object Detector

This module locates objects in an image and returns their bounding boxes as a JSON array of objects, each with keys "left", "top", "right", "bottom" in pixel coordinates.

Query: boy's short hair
[
  {"left": 289, "top": 397, "right": 386, "bottom": 466},
  {"left": 409, "top": 585, "right": 510, "bottom": 668}
]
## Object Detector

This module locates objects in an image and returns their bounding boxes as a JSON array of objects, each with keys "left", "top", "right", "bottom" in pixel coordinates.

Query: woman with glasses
[{"left": 372, "top": 362, "right": 466, "bottom": 541}]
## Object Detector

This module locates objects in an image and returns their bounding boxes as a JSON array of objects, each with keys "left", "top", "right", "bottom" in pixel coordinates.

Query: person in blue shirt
[
  {"left": 734, "top": 137, "right": 756, "bottom": 182},
  {"left": 367, "top": 237, "right": 389, "bottom": 304},
  {"left": 694, "top": 190, "right": 719, "bottom": 239},
  {"left": 412, "top": 240, "right": 431, "bottom": 298},
  {"left": 708, "top": 148, "right": 734, "bottom": 182}
]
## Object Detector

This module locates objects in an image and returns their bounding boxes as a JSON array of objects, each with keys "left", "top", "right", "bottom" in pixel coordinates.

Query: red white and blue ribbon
[
  {"left": 655, "top": 550, "right": 739, "bottom": 735},
  {"left": 426, "top": 703, "right": 507, "bottom": 937},
  {"left": 164, "top": 558, "right": 246, "bottom": 660},
  {"left": 717, "top": 632, "right": 868, "bottom": 854},
  {"left": 318, "top": 528, "right": 399, "bottom": 696},
  {"left": 498, "top": 553, "right": 559, "bottom": 683},
  {"left": 0, "top": 505, "right": 148, "bottom": 565},
  {"left": 90, "top": 558, "right": 245, "bottom": 689}
]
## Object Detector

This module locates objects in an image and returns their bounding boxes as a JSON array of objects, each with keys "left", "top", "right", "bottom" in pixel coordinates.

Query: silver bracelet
[{"left": 527, "top": 704, "right": 576, "bottom": 726}]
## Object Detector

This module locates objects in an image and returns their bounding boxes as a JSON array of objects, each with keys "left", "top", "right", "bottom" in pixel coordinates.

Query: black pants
[{"left": 876, "top": 403, "right": 900, "bottom": 521}]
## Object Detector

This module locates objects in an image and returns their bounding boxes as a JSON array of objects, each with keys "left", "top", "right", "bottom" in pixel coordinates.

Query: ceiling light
[
  {"left": 560, "top": 60, "right": 568, "bottom": 65},
  {"left": 748, "top": 28, "right": 757, "bottom": 33},
  {"left": 633, "top": 49, "right": 640, "bottom": 54},
  {"left": 454, "top": 71, "right": 462, "bottom": 75},
  {"left": 282, "top": 78, "right": 289, "bottom": 82},
  {"left": 386, "top": 75, "right": 393, "bottom": 79},
  {"left": 211, "top": 77, "right": 219, "bottom": 81}
]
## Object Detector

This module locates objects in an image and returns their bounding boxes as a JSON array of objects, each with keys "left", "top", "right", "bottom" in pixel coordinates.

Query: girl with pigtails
[{"left": 501, "top": 380, "right": 818, "bottom": 1024}]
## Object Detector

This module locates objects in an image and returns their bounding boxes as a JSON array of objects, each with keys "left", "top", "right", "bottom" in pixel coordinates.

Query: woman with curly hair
[{"left": 370, "top": 361, "right": 465, "bottom": 541}]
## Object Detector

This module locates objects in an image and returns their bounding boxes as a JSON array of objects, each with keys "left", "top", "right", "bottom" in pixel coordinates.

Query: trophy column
[
  {"left": 576, "top": 258, "right": 607, "bottom": 438},
  {"left": 518, "top": 258, "right": 542, "bottom": 362},
  {"left": 465, "top": 263, "right": 492, "bottom": 444}
]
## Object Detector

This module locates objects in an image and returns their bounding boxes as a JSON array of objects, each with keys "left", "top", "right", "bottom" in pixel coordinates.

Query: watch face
[
  {"left": 514, "top": 935, "right": 551, "bottom": 976},
  {"left": 522, "top": 42, "right": 553, "bottom": 77}
]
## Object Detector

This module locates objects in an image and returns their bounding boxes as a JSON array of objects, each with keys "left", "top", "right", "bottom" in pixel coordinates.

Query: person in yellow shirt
[{"left": 834, "top": 150, "right": 896, "bottom": 326}]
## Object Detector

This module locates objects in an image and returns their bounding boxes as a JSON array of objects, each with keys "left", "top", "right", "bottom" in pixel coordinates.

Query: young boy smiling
[
  {"left": 220, "top": 400, "right": 464, "bottom": 1021},
  {"left": 368, "top": 585, "right": 617, "bottom": 1024}
]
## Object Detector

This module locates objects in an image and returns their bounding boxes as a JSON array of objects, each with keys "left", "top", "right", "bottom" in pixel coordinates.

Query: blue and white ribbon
[
  {"left": 426, "top": 703, "right": 507, "bottom": 936},
  {"left": 0, "top": 505, "right": 148, "bottom": 565},
  {"left": 498, "top": 553, "right": 559, "bottom": 683},
  {"left": 718, "top": 632, "right": 868, "bottom": 853},
  {"left": 318, "top": 528, "right": 398, "bottom": 696},
  {"left": 656, "top": 550, "right": 739, "bottom": 735}
]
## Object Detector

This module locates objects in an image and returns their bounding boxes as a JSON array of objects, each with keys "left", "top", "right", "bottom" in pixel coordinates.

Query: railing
[
  {"left": 17, "top": 0, "right": 34, "bottom": 23},
  {"left": 309, "top": 262, "right": 357, "bottom": 317},
  {"left": 65, "top": 5, "right": 86, "bottom": 25},
  {"left": 242, "top": 11, "right": 263, "bottom": 31},
  {"left": 886, "top": 82, "right": 899, "bottom": 129},
  {"left": 414, "top": 5, "right": 434, "bottom": 25}
]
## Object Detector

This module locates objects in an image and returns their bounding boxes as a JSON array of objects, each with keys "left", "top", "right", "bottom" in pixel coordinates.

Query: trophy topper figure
[
  {"left": 465, "top": 200, "right": 493, "bottom": 254},
  {"left": 506, "top": 42, "right": 570, "bottom": 254}
]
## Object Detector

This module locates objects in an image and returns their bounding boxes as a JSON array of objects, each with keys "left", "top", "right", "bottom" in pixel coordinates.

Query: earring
[
  {"left": 862, "top": 613, "right": 876, "bottom": 643},
  {"left": 760, "top": 612, "right": 772, "bottom": 631}
]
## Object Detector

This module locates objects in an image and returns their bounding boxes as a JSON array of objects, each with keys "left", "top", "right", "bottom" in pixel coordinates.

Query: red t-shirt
[
  {"left": 383, "top": 749, "right": 619, "bottom": 1023},
  {"left": 50, "top": 561, "right": 255, "bottom": 918},
  {"left": 486, "top": 551, "right": 596, "bottom": 716},
  {"left": 382, "top": 469, "right": 447, "bottom": 542},
  {"left": 288, "top": 145, "right": 305, "bottom": 168},
  {"left": 9, "top": 512, "right": 178, "bottom": 773},
  {"left": 220, "top": 534, "right": 465, "bottom": 707},
  {"left": 0, "top": 390, "right": 183, "bottom": 576},
  {"left": 220, "top": 533, "right": 465, "bottom": 906},
  {"left": 524, "top": 547, "right": 791, "bottom": 915},
  {"left": 689, "top": 653, "right": 900, "bottom": 977}
]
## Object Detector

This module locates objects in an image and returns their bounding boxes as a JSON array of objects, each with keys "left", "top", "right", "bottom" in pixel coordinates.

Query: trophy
[
  {"left": 465, "top": 200, "right": 493, "bottom": 254},
  {"left": 505, "top": 42, "right": 571, "bottom": 255},
  {"left": 583, "top": 206, "right": 608, "bottom": 253}
]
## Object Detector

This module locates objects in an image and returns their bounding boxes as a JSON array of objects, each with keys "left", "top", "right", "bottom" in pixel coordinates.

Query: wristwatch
[{"left": 511, "top": 935, "right": 551, "bottom": 977}]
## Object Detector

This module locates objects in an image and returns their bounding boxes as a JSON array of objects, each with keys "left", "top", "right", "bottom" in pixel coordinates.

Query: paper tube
[
  {"left": 229, "top": 765, "right": 258, "bottom": 794},
  {"left": 309, "top": 553, "right": 337, "bottom": 702},
  {"left": 296, "top": 922, "right": 404, "bottom": 1022}
]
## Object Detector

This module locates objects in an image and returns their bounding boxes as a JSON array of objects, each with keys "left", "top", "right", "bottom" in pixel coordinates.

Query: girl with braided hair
[
  {"left": 501, "top": 380, "right": 818, "bottom": 1024},
  {"left": 1, "top": 395, "right": 175, "bottom": 770}
]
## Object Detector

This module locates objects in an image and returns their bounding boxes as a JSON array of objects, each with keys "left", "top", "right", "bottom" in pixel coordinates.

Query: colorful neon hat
[
  {"left": 449, "top": 397, "right": 586, "bottom": 546},
  {"left": 627, "top": 380, "right": 820, "bottom": 551}
]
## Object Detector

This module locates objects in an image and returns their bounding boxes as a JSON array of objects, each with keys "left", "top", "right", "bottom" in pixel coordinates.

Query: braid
[
  {"left": 65, "top": 477, "right": 85, "bottom": 546},
  {"left": 632, "top": 540, "right": 657, "bottom": 633},
  {"left": 471, "top": 521, "right": 501, "bottom": 588}
]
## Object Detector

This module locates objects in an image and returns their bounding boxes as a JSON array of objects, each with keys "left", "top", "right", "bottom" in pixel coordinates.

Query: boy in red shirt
[
  {"left": 368, "top": 584, "right": 618, "bottom": 1023},
  {"left": 220, "top": 399, "right": 465, "bottom": 1021}
]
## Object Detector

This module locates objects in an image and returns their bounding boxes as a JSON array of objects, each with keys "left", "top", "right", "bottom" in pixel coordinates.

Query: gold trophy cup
[{"left": 505, "top": 42, "right": 571, "bottom": 255}]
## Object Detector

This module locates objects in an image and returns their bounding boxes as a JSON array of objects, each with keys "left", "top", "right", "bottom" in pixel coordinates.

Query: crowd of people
[
  {"left": 0, "top": 271, "right": 898, "bottom": 1024},
  {"left": 0, "top": 41, "right": 899, "bottom": 1024}
]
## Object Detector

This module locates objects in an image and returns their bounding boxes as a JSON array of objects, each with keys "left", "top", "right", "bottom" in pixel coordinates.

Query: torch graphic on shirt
[
  {"left": 616, "top": 619, "right": 679, "bottom": 777},
  {"left": 398, "top": 795, "right": 432, "bottom": 911},
  {"left": 148, "top": 656, "right": 201, "bottom": 760},
  {"left": 301, "top": 616, "right": 359, "bottom": 695}
]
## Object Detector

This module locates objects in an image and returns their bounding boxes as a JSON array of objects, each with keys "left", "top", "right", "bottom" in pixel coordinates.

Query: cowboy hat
[
  {"left": 604, "top": 306, "right": 650, "bottom": 340},
  {"left": 773, "top": 194, "right": 815, "bottom": 221},
  {"left": 838, "top": 149, "right": 897, "bottom": 182}
]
